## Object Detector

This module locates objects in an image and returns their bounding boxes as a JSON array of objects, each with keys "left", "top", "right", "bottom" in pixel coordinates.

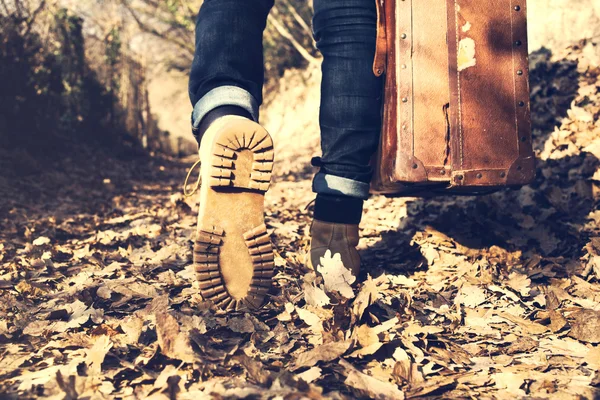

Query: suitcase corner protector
[
  {"left": 393, "top": 154, "right": 428, "bottom": 182},
  {"left": 507, "top": 155, "right": 536, "bottom": 185}
]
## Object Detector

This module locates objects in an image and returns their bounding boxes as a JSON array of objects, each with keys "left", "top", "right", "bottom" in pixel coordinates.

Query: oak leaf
[{"left": 317, "top": 250, "right": 355, "bottom": 299}]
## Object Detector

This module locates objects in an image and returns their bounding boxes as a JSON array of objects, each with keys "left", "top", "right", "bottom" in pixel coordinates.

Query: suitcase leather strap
[{"left": 373, "top": 0, "right": 387, "bottom": 77}]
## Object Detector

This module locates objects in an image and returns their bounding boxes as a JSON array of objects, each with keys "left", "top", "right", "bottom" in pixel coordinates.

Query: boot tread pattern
[
  {"left": 195, "top": 224, "right": 274, "bottom": 311},
  {"left": 242, "top": 224, "right": 275, "bottom": 309},
  {"left": 194, "top": 226, "right": 239, "bottom": 310},
  {"left": 210, "top": 128, "right": 274, "bottom": 191}
]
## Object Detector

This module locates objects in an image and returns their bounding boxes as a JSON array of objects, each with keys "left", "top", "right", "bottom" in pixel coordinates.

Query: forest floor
[{"left": 1, "top": 43, "right": 600, "bottom": 399}]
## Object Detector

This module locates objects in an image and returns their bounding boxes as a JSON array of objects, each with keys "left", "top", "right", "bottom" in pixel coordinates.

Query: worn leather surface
[
  {"left": 371, "top": 0, "right": 535, "bottom": 195},
  {"left": 309, "top": 220, "right": 361, "bottom": 279},
  {"left": 373, "top": 0, "right": 387, "bottom": 77}
]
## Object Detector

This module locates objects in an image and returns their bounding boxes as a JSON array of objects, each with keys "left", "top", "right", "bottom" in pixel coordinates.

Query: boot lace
[{"left": 183, "top": 159, "right": 202, "bottom": 198}]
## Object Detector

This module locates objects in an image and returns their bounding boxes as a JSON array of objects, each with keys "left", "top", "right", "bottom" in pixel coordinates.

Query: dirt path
[{"left": 1, "top": 46, "right": 599, "bottom": 399}]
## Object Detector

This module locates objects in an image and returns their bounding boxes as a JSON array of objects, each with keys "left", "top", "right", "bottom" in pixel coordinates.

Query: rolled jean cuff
[
  {"left": 312, "top": 172, "right": 370, "bottom": 200},
  {"left": 191, "top": 86, "right": 259, "bottom": 129}
]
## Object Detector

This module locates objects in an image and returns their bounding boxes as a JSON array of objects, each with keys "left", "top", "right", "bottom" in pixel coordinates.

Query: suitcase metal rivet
[
  {"left": 521, "top": 136, "right": 527, "bottom": 142},
  {"left": 517, "top": 70, "right": 523, "bottom": 75},
  {"left": 402, "top": 97, "right": 408, "bottom": 103},
  {"left": 514, "top": 5, "right": 521, "bottom": 11},
  {"left": 517, "top": 166, "right": 523, "bottom": 171},
  {"left": 515, "top": 40, "right": 522, "bottom": 46},
  {"left": 476, "top": 173, "right": 483, "bottom": 179},
  {"left": 401, "top": 33, "right": 407, "bottom": 39},
  {"left": 440, "top": 170, "right": 446, "bottom": 175},
  {"left": 456, "top": 175, "right": 464, "bottom": 181},
  {"left": 401, "top": 64, "right": 407, "bottom": 69},
  {"left": 518, "top": 101, "right": 525, "bottom": 107},
  {"left": 500, "top": 172, "right": 507, "bottom": 178},
  {"left": 412, "top": 164, "right": 418, "bottom": 169}
]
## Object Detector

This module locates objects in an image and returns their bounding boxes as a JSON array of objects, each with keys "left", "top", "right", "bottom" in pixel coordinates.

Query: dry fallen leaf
[
  {"left": 293, "top": 340, "right": 352, "bottom": 370},
  {"left": 303, "top": 280, "right": 330, "bottom": 308},
  {"left": 317, "top": 250, "right": 356, "bottom": 298},
  {"left": 85, "top": 335, "right": 112, "bottom": 375},
  {"left": 295, "top": 306, "right": 324, "bottom": 334},
  {"left": 296, "top": 366, "right": 322, "bottom": 384},
  {"left": 32, "top": 236, "right": 51, "bottom": 246},
  {"left": 155, "top": 312, "right": 195, "bottom": 363},
  {"left": 454, "top": 283, "right": 487, "bottom": 308},
  {"left": 507, "top": 272, "right": 532, "bottom": 297},
  {"left": 352, "top": 275, "right": 379, "bottom": 320},
  {"left": 228, "top": 316, "right": 256, "bottom": 333},
  {"left": 497, "top": 312, "right": 548, "bottom": 335},
  {"left": 549, "top": 309, "right": 568, "bottom": 332},
  {"left": 392, "top": 347, "right": 416, "bottom": 385},
  {"left": 568, "top": 309, "right": 600, "bottom": 343},
  {"left": 491, "top": 372, "right": 526, "bottom": 396},
  {"left": 340, "top": 359, "right": 405, "bottom": 399},
  {"left": 277, "top": 302, "right": 295, "bottom": 322},
  {"left": 118, "top": 315, "right": 144, "bottom": 345}
]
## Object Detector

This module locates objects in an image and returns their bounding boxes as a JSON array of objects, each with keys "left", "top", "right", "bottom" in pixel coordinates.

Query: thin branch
[
  {"left": 14, "top": 0, "right": 26, "bottom": 19},
  {"left": 0, "top": 0, "right": 11, "bottom": 16},
  {"left": 267, "top": 14, "right": 319, "bottom": 66},
  {"left": 24, "top": 0, "right": 46, "bottom": 36},
  {"left": 184, "top": 0, "right": 198, "bottom": 22},
  {"left": 119, "top": 0, "right": 194, "bottom": 55},
  {"left": 279, "top": 0, "right": 314, "bottom": 41}
]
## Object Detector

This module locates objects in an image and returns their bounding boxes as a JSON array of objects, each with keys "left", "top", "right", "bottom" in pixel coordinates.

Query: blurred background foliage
[
  {"left": 0, "top": 1, "right": 116, "bottom": 153},
  {"left": 117, "top": 0, "right": 317, "bottom": 81},
  {"left": 0, "top": 0, "right": 317, "bottom": 158}
]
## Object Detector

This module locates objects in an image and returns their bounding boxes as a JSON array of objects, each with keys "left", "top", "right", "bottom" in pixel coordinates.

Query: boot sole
[{"left": 194, "top": 117, "right": 275, "bottom": 311}]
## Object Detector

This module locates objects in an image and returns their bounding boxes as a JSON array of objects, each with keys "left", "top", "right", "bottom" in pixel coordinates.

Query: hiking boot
[
  {"left": 309, "top": 219, "right": 361, "bottom": 278},
  {"left": 192, "top": 115, "right": 275, "bottom": 311}
]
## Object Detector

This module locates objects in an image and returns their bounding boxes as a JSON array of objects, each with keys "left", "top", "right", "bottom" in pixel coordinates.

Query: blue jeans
[{"left": 189, "top": 0, "right": 383, "bottom": 200}]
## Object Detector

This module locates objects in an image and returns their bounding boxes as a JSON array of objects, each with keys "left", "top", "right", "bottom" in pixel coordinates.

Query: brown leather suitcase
[{"left": 370, "top": 0, "right": 535, "bottom": 196}]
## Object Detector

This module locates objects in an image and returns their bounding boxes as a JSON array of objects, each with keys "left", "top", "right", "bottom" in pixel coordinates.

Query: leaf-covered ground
[{"left": 1, "top": 44, "right": 600, "bottom": 399}]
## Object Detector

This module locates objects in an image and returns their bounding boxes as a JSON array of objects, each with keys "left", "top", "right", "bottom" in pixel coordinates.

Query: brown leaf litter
[{"left": 0, "top": 42, "right": 600, "bottom": 399}]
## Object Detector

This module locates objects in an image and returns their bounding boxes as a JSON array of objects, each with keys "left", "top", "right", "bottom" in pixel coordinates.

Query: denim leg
[
  {"left": 312, "top": 0, "right": 384, "bottom": 200},
  {"left": 188, "top": 0, "right": 274, "bottom": 135}
]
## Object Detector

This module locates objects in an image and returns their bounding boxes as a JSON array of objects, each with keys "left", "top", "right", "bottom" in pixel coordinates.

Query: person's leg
[
  {"left": 189, "top": 0, "right": 274, "bottom": 142},
  {"left": 310, "top": 0, "right": 384, "bottom": 276},
  {"left": 312, "top": 0, "right": 383, "bottom": 208},
  {"left": 188, "top": 0, "right": 276, "bottom": 311}
]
